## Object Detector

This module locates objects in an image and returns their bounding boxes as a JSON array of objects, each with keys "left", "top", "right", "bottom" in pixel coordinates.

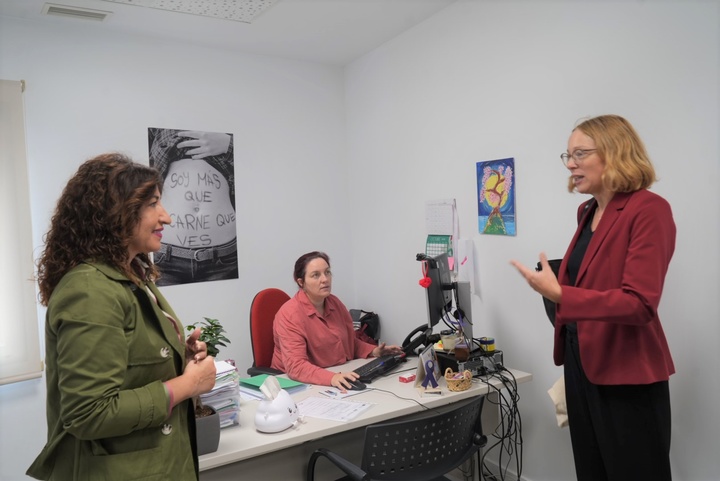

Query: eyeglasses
[{"left": 560, "top": 149, "right": 597, "bottom": 167}]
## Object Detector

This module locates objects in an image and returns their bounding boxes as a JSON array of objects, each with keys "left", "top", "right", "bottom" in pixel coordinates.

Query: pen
[{"left": 324, "top": 390, "right": 337, "bottom": 396}]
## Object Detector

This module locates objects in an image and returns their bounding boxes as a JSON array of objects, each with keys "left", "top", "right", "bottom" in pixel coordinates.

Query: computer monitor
[
  {"left": 426, "top": 254, "right": 474, "bottom": 346},
  {"left": 424, "top": 252, "right": 454, "bottom": 329},
  {"left": 402, "top": 252, "right": 457, "bottom": 356}
]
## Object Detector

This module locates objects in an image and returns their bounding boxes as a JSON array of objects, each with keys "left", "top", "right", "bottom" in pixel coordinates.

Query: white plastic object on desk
[{"left": 254, "top": 376, "right": 300, "bottom": 433}]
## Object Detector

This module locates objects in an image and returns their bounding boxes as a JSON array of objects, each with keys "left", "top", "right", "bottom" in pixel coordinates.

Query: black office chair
[{"left": 306, "top": 395, "right": 487, "bottom": 481}]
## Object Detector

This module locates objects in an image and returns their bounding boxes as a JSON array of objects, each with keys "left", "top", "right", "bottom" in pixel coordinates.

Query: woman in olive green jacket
[{"left": 28, "top": 154, "right": 217, "bottom": 480}]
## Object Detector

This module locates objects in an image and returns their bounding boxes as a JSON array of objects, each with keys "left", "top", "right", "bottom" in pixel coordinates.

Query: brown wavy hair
[
  {"left": 567, "top": 114, "right": 657, "bottom": 193},
  {"left": 37, "top": 153, "right": 163, "bottom": 306}
]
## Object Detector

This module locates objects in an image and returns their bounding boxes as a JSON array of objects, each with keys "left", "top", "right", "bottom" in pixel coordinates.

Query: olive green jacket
[{"left": 27, "top": 261, "right": 199, "bottom": 480}]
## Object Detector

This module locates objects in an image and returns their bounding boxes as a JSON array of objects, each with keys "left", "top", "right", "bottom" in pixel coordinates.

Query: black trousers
[{"left": 564, "top": 331, "right": 672, "bottom": 481}]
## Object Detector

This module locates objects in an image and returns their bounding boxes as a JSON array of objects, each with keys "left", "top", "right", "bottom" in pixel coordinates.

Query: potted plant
[{"left": 185, "top": 317, "right": 231, "bottom": 455}]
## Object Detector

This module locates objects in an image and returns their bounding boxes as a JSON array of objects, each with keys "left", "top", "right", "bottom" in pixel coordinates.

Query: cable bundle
[{"left": 475, "top": 368, "right": 523, "bottom": 481}]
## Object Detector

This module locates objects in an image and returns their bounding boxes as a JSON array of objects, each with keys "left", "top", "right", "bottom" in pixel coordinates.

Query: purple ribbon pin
[{"left": 421, "top": 359, "right": 438, "bottom": 389}]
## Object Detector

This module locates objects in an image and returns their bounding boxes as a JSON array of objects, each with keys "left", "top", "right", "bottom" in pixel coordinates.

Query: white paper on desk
[
  {"left": 238, "top": 385, "right": 265, "bottom": 401},
  {"left": 297, "top": 396, "right": 373, "bottom": 422},
  {"left": 318, "top": 387, "right": 370, "bottom": 400},
  {"left": 215, "top": 360, "right": 237, "bottom": 375}
]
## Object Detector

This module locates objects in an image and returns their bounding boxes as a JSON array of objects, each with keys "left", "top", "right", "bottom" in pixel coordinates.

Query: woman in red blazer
[{"left": 512, "top": 115, "right": 675, "bottom": 481}]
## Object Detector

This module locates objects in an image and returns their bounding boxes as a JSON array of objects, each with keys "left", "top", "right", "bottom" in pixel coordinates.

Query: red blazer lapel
[{"left": 575, "top": 193, "right": 632, "bottom": 286}]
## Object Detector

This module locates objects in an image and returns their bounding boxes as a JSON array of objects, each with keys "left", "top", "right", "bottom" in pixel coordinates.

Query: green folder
[{"left": 239, "top": 374, "right": 307, "bottom": 393}]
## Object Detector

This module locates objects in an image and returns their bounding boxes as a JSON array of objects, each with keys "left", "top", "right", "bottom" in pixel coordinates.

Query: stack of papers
[
  {"left": 200, "top": 360, "right": 241, "bottom": 428},
  {"left": 238, "top": 374, "right": 308, "bottom": 400}
]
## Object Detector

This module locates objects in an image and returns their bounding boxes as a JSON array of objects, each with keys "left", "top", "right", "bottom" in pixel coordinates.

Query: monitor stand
[{"left": 456, "top": 281, "right": 473, "bottom": 345}]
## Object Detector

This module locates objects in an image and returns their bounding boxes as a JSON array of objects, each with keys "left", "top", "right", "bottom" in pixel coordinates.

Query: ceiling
[{"left": 0, "top": 0, "right": 456, "bottom": 66}]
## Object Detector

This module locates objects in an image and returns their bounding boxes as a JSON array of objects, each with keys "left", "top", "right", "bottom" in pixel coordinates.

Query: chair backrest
[
  {"left": 360, "top": 395, "right": 486, "bottom": 481},
  {"left": 248, "top": 288, "right": 290, "bottom": 373}
]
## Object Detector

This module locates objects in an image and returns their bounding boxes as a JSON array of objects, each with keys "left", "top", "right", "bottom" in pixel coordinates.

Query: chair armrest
[
  {"left": 247, "top": 366, "right": 284, "bottom": 376},
  {"left": 474, "top": 433, "right": 488, "bottom": 448},
  {"left": 306, "top": 448, "right": 368, "bottom": 481}
]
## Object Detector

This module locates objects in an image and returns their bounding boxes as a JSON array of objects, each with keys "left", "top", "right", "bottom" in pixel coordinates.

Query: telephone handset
[{"left": 402, "top": 324, "right": 431, "bottom": 356}]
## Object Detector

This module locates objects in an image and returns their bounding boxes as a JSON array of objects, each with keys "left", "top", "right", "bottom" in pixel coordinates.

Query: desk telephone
[{"left": 401, "top": 324, "right": 441, "bottom": 356}]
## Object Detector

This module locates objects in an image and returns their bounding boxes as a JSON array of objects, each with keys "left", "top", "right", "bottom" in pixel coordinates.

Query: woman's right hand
[
  {"left": 165, "top": 356, "right": 217, "bottom": 407},
  {"left": 510, "top": 252, "right": 562, "bottom": 303},
  {"left": 330, "top": 372, "right": 359, "bottom": 392}
]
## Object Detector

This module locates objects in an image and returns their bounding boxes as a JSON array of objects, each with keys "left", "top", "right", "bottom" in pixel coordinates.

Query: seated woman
[{"left": 271, "top": 251, "right": 403, "bottom": 390}]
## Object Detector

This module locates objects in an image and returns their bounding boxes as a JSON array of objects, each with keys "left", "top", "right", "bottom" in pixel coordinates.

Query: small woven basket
[{"left": 444, "top": 368, "right": 472, "bottom": 392}]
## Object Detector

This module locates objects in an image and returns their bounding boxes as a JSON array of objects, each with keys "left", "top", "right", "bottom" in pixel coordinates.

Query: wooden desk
[{"left": 199, "top": 358, "right": 531, "bottom": 481}]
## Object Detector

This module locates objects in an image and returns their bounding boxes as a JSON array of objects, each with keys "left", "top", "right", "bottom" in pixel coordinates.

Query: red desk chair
[{"left": 247, "top": 288, "right": 290, "bottom": 376}]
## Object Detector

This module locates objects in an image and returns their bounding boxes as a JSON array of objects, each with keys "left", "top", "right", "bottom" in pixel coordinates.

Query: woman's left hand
[
  {"left": 185, "top": 327, "right": 208, "bottom": 362},
  {"left": 372, "top": 342, "right": 404, "bottom": 358}
]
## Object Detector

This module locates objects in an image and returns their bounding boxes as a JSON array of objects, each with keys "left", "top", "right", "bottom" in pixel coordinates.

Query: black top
[
  {"left": 565, "top": 206, "right": 595, "bottom": 333},
  {"left": 569, "top": 213, "right": 594, "bottom": 285}
]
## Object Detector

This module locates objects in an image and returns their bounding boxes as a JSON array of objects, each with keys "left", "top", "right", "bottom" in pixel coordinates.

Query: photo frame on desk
[{"left": 415, "top": 345, "right": 442, "bottom": 396}]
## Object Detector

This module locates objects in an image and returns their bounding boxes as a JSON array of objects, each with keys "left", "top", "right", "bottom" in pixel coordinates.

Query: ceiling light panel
[
  {"left": 42, "top": 3, "right": 112, "bottom": 21},
  {"left": 99, "top": 0, "right": 279, "bottom": 23}
]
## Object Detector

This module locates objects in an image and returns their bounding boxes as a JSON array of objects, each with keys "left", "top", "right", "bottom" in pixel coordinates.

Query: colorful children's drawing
[{"left": 476, "top": 158, "right": 516, "bottom": 236}]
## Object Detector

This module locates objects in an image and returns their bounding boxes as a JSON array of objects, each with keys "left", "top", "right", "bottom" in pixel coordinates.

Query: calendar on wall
[
  {"left": 425, "top": 199, "right": 458, "bottom": 271},
  {"left": 425, "top": 234, "right": 452, "bottom": 258}
]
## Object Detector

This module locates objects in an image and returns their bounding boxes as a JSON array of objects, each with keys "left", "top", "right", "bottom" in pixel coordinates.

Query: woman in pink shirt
[{"left": 271, "top": 251, "right": 403, "bottom": 389}]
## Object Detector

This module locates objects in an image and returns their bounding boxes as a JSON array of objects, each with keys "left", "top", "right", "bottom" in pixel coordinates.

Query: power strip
[{"left": 461, "top": 350, "right": 504, "bottom": 376}]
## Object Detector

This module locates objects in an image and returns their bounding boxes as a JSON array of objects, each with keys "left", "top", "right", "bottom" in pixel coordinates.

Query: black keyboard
[{"left": 354, "top": 354, "right": 406, "bottom": 383}]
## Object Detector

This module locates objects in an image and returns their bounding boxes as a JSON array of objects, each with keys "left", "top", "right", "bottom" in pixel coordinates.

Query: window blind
[{"left": 0, "top": 79, "right": 43, "bottom": 385}]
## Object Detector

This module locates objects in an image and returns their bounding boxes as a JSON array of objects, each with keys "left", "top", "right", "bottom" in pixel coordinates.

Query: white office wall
[
  {"left": 345, "top": 1, "right": 719, "bottom": 480},
  {"left": 1, "top": 1, "right": 718, "bottom": 480},
  {"left": 0, "top": 17, "right": 353, "bottom": 480}
]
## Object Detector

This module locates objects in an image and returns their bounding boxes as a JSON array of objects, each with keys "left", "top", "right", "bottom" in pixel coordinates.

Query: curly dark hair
[{"left": 37, "top": 153, "right": 163, "bottom": 306}]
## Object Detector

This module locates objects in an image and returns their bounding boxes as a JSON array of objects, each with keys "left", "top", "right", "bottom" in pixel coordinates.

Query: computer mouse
[{"left": 347, "top": 379, "right": 367, "bottom": 391}]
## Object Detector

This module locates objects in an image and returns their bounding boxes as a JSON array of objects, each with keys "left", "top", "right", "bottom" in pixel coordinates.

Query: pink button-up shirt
[{"left": 271, "top": 290, "right": 376, "bottom": 385}]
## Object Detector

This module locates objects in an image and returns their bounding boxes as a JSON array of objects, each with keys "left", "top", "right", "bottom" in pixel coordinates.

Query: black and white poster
[{"left": 148, "top": 127, "right": 238, "bottom": 286}]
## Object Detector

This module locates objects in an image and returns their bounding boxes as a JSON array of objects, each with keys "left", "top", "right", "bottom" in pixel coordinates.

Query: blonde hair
[{"left": 566, "top": 115, "right": 656, "bottom": 193}]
